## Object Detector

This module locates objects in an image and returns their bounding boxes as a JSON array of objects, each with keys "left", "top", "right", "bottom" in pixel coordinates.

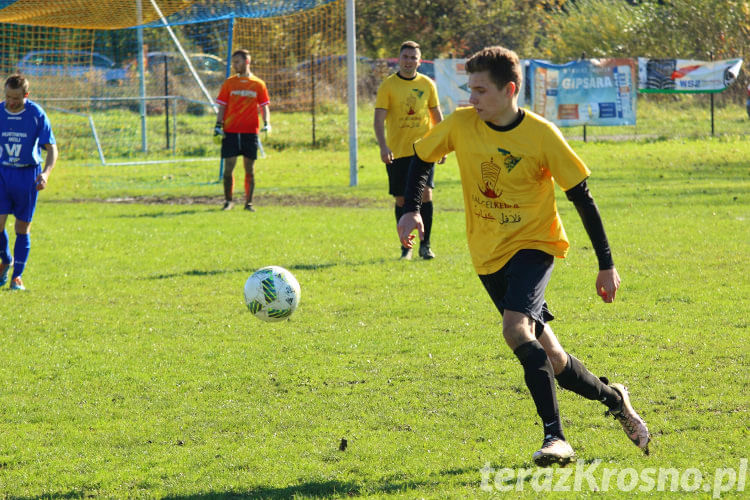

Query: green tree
[{"left": 356, "top": 0, "right": 544, "bottom": 59}]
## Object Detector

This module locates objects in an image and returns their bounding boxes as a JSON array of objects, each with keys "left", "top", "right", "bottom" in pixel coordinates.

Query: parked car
[
  {"left": 17, "top": 50, "right": 128, "bottom": 86},
  {"left": 146, "top": 51, "right": 226, "bottom": 83}
]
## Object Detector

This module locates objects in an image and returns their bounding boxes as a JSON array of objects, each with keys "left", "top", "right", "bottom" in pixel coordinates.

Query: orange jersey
[{"left": 216, "top": 74, "right": 270, "bottom": 133}]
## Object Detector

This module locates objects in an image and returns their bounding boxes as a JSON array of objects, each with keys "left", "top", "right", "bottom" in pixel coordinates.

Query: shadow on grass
[
  {"left": 113, "top": 208, "right": 208, "bottom": 218},
  {"left": 158, "top": 475, "right": 440, "bottom": 499},
  {"left": 143, "top": 260, "right": 390, "bottom": 281}
]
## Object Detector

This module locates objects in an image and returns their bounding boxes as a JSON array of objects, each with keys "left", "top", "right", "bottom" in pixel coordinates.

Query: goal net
[{"left": 0, "top": 0, "right": 348, "bottom": 164}]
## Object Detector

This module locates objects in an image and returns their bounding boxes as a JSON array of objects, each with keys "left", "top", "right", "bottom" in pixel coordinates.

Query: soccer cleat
[
  {"left": 10, "top": 276, "right": 25, "bottom": 291},
  {"left": 533, "top": 435, "right": 575, "bottom": 467},
  {"left": 222, "top": 200, "right": 234, "bottom": 211},
  {"left": 244, "top": 203, "right": 256, "bottom": 212},
  {"left": 606, "top": 383, "right": 651, "bottom": 455},
  {"left": 399, "top": 246, "right": 413, "bottom": 261},
  {"left": 419, "top": 244, "right": 435, "bottom": 260},
  {"left": 0, "top": 259, "right": 11, "bottom": 287}
]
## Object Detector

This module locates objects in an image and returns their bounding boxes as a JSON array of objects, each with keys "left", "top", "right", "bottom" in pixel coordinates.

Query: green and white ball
[{"left": 244, "top": 266, "right": 301, "bottom": 322}]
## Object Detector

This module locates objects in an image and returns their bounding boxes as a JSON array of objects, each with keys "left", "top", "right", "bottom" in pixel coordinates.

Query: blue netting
[{"left": 139, "top": 0, "right": 339, "bottom": 27}]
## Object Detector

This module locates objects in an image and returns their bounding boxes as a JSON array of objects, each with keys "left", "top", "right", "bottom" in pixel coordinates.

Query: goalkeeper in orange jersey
[
  {"left": 374, "top": 40, "right": 443, "bottom": 260},
  {"left": 398, "top": 46, "right": 650, "bottom": 465},
  {"left": 214, "top": 49, "right": 270, "bottom": 212}
]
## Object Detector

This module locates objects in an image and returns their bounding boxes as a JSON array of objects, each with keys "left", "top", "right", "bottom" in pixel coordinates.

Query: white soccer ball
[{"left": 244, "top": 266, "right": 301, "bottom": 322}]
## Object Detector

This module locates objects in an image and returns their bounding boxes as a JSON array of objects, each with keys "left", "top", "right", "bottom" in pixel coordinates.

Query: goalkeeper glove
[{"left": 213, "top": 123, "right": 224, "bottom": 145}]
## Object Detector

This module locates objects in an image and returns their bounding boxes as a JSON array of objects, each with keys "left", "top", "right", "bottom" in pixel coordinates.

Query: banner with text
[
  {"left": 528, "top": 58, "right": 637, "bottom": 127},
  {"left": 638, "top": 58, "right": 743, "bottom": 93}
]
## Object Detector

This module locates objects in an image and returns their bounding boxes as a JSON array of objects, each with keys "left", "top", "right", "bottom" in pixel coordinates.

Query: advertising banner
[
  {"left": 528, "top": 58, "right": 637, "bottom": 126},
  {"left": 434, "top": 58, "right": 469, "bottom": 115},
  {"left": 638, "top": 58, "right": 743, "bottom": 93}
]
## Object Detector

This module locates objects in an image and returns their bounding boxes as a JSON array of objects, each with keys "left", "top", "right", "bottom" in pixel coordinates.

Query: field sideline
[{"left": 0, "top": 120, "right": 748, "bottom": 498}]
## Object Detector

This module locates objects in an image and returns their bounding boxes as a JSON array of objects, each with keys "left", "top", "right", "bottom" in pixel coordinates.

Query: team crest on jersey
[
  {"left": 479, "top": 157, "right": 502, "bottom": 198},
  {"left": 404, "top": 94, "right": 418, "bottom": 115},
  {"left": 411, "top": 88, "right": 424, "bottom": 99},
  {"left": 498, "top": 148, "right": 521, "bottom": 173}
]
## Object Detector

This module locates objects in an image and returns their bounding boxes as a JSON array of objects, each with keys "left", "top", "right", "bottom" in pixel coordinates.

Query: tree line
[{"left": 356, "top": 0, "right": 749, "bottom": 98}]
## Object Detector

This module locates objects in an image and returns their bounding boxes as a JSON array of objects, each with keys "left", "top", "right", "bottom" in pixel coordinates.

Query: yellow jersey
[
  {"left": 414, "top": 107, "right": 590, "bottom": 274},
  {"left": 375, "top": 72, "right": 439, "bottom": 159}
]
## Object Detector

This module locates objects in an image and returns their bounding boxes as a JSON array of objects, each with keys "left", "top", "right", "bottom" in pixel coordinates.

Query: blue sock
[
  {"left": 0, "top": 229, "right": 10, "bottom": 264},
  {"left": 12, "top": 233, "right": 30, "bottom": 279}
]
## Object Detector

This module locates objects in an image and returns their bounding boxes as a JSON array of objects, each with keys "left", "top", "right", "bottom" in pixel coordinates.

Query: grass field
[{"left": 0, "top": 104, "right": 748, "bottom": 498}]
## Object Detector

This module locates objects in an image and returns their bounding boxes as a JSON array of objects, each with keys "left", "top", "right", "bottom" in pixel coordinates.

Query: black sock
[
  {"left": 420, "top": 201, "right": 433, "bottom": 246},
  {"left": 395, "top": 203, "right": 405, "bottom": 226},
  {"left": 514, "top": 340, "right": 565, "bottom": 440},
  {"left": 555, "top": 354, "right": 621, "bottom": 410}
]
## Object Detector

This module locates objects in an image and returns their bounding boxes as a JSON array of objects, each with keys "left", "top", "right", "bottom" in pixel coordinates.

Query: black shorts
[
  {"left": 386, "top": 155, "right": 435, "bottom": 197},
  {"left": 222, "top": 133, "right": 258, "bottom": 160},
  {"left": 478, "top": 249, "right": 555, "bottom": 337}
]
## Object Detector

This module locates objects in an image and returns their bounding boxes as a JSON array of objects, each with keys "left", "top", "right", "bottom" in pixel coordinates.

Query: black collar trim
[
  {"left": 396, "top": 72, "right": 417, "bottom": 81},
  {"left": 486, "top": 108, "right": 525, "bottom": 132}
]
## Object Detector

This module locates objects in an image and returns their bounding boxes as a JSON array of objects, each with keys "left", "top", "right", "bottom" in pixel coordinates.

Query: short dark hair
[
  {"left": 231, "top": 49, "right": 251, "bottom": 62},
  {"left": 465, "top": 46, "right": 522, "bottom": 95},
  {"left": 399, "top": 41, "right": 420, "bottom": 54},
  {"left": 5, "top": 74, "right": 29, "bottom": 93}
]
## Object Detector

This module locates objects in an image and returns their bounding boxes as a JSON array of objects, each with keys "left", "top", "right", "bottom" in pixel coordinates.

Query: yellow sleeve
[
  {"left": 374, "top": 79, "right": 390, "bottom": 110},
  {"left": 414, "top": 113, "right": 454, "bottom": 162},
  {"left": 542, "top": 123, "right": 591, "bottom": 190},
  {"left": 427, "top": 79, "right": 439, "bottom": 108}
]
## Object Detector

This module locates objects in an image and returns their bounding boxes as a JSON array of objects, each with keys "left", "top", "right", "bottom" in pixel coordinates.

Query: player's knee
[{"left": 502, "top": 313, "right": 535, "bottom": 349}]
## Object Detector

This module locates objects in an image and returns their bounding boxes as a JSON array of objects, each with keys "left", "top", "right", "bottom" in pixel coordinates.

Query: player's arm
[
  {"left": 429, "top": 106, "right": 443, "bottom": 125},
  {"left": 214, "top": 102, "right": 227, "bottom": 129},
  {"left": 428, "top": 106, "right": 447, "bottom": 164},
  {"left": 565, "top": 179, "right": 620, "bottom": 302},
  {"left": 373, "top": 108, "right": 393, "bottom": 164},
  {"left": 397, "top": 151, "right": 432, "bottom": 247},
  {"left": 260, "top": 103, "right": 270, "bottom": 132},
  {"left": 36, "top": 143, "right": 58, "bottom": 191}
]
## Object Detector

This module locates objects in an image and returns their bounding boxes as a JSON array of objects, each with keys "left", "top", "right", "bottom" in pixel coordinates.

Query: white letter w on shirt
[{"left": 4, "top": 143, "right": 21, "bottom": 157}]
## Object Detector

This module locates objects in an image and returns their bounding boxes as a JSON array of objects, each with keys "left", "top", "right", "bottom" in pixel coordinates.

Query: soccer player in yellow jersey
[
  {"left": 374, "top": 41, "right": 443, "bottom": 260},
  {"left": 398, "top": 46, "right": 650, "bottom": 465}
]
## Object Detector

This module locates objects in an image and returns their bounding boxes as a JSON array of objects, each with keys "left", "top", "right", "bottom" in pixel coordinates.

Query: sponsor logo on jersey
[{"left": 231, "top": 90, "right": 258, "bottom": 98}]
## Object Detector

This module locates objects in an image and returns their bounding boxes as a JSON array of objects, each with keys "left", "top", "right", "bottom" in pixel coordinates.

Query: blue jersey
[{"left": 0, "top": 99, "right": 55, "bottom": 168}]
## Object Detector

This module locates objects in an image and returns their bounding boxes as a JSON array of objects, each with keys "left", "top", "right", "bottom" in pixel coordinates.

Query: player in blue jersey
[{"left": 0, "top": 74, "right": 57, "bottom": 290}]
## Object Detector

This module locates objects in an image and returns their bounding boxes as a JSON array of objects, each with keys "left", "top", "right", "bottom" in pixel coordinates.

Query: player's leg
[
  {"left": 8, "top": 166, "right": 38, "bottom": 290},
  {"left": 480, "top": 251, "right": 573, "bottom": 465},
  {"left": 538, "top": 324, "right": 619, "bottom": 405},
  {"left": 222, "top": 156, "right": 237, "bottom": 210},
  {"left": 0, "top": 214, "right": 10, "bottom": 287},
  {"left": 10, "top": 218, "right": 30, "bottom": 289},
  {"left": 539, "top": 321, "right": 650, "bottom": 453},
  {"left": 387, "top": 158, "right": 411, "bottom": 260},
  {"left": 418, "top": 167, "right": 435, "bottom": 259},
  {"left": 240, "top": 133, "right": 259, "bottom": 211},
  {"left": 221, "top": 133, "right": 242, "bottom": 210}
]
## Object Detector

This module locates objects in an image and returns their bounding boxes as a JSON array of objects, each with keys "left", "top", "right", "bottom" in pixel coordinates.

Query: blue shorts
[
  {"left": 387, "top": 156, "right": 435, "bottom": 197},
  {"left": 0, "top": 165, "right": 41, "bottom": 223},
  {"left": 478, "top": 249, "right": 556, "bottom": 337}
]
